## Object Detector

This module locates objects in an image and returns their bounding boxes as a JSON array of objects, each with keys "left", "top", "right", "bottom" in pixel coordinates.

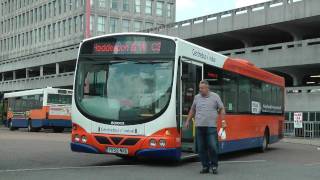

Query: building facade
[{"left": 0, "top": 0, "right": 176, "bottom": 92}]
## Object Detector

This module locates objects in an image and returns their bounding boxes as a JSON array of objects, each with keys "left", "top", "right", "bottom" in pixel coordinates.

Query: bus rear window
[{"left": 47, "top": 94, "right": 72, "bottom": 105}]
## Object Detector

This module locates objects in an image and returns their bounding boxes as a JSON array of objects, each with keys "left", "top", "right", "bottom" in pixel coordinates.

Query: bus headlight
[
  {"left": 74, "top": 134, "right": 80, "bottom": 142},
  {"left": 159, "top": 139, "right": 166, "bottom": 147},
  {"left": 149, "top": 139, "right": 157, "bottom": 147},
  {"left": 81, "top": 136, "right": 88, "bottom": 143}
]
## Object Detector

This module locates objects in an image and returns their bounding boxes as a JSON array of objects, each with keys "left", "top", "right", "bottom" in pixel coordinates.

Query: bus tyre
[
  {"left": 259, "top": 130, "right": 269, "bottom": 153},
  {"left": 8, "top": 120, "right": 17, "bottom": 131},
  {"left": 27, "top": 120, "right": 39, "bottom": 132},
  {"left": 53, "top": 127, "right": 64, "bottom": 133}
]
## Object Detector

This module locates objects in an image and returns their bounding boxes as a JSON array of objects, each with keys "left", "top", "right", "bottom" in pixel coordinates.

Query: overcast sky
[{"left": 176, "top": 0, "right": 270, "bottom": 21}]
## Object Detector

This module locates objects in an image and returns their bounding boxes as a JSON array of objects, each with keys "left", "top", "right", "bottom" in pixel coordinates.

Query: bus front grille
[{"left": 94, "top": 136, "right": 112, "bottom": 145}]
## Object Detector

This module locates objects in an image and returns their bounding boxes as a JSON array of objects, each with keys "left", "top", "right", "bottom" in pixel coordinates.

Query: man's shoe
[
  {"left": 211, "top": 167, "right": 218, "bottom": 174},
  {"left": 200, "top": 168, "right": 209, "bottom": 174}
]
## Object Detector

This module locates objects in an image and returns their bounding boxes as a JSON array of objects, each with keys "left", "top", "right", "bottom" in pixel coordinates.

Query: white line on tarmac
[
  {"left": 0, "top": 165, "right": 135, "bottom": 173},
  {"left": 0, "top": 160, "right": 267, "bottom": 173},
  {"left": 304, "top": 162, "right": 320, "bottom": 167},
  {"left": 220, "top": 160, "right": 267, "bottom": 164}
]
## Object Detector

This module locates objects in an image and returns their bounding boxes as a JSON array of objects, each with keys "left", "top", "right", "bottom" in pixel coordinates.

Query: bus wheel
[
  {"left": 8, "top": 120, "right": 17, "bottom": 131},
  {"left": 258, "top": 129, "right": 269, "bottom": 153},
  {"left": 53, "top": 127, "right": 64, "bottom": 133},
  {"left": 27, "top": 120, "right": 39, "bottom": 132}
]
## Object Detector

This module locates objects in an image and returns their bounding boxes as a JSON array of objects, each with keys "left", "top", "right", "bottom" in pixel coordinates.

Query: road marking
[
  {"left": 220, "top": 160, "right": 267, "bottom": 164},
  {"left": 0, "top": 160, "right": 267, "bottom": 173},
  {"left": 304, "top": 162, "right": 320, "bottom": 167},
  {"left": 0, "top": 165, "right": 136, "bottom": 173}
]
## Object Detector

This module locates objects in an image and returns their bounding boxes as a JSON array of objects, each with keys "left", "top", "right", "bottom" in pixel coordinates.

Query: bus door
[{"left": 180, "top": 59, "right": 203, "bottom": 152}]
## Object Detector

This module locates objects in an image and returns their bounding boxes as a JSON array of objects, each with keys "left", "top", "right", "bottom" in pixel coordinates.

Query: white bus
[
  {"left": 71, "top": 33, "right": 284, "bottom": 160},
  {"left": 4, "top": 87, "right": 73, "bottom": 132}
]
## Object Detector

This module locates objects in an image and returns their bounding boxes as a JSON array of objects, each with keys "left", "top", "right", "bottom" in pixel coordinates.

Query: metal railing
[
  {"left": 220, "top": 38, "right": 320, "bottom": 57},
  {"left": 284, "top": 121, "right": 320, "bottom": 138},
  {"left": 143, "top": 0, "right": 306, "bottom": 34}
]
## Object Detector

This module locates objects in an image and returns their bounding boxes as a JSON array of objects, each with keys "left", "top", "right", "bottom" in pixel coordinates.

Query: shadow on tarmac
[{"left": 87, "top": 146, "right": 281, "bottom": 168}]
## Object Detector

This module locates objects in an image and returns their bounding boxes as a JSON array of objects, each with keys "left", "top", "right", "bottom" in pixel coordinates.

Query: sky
[{"left": 176, "top": 0, "right": 270, "bottom": 21}]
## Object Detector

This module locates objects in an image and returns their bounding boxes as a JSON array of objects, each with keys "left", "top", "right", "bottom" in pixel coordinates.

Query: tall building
[{"left": 0, "top": 0, "right": 176, "bottom": 92}]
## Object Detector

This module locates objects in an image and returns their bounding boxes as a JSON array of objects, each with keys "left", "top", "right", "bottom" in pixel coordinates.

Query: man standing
[{"left": 185, "top": 80, "right": 226, "bottom": 174}]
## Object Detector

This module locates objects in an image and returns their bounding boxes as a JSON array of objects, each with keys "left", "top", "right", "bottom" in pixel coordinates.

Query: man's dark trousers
[{"left": 196, "top": 127, "right": 219, "bottom": 169}]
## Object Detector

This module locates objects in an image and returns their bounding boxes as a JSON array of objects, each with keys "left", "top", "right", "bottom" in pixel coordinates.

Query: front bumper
[
  {"left": 70, "top": 142, "right": 101, "bottom": 154},
  {"left": 70, "top": 142, "right": 181, "bottom": 160}
]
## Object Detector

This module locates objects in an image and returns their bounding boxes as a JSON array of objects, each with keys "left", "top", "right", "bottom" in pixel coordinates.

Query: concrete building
[
  {"left": 143, "top": 0, "right": 320, "bottom": 118},
  {"left": 0, "top": 0, "right": 176, "bottom": 91}
]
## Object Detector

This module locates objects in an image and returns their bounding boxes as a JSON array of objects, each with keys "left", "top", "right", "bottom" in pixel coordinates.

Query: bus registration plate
[{"left": 106, "top": 147, "right": 128, "bottom": 155}]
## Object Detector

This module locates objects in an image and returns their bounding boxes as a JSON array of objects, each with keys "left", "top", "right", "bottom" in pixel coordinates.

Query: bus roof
[
  {"left": 81, "top": 32, "right": 177, "bottom": 43},
  {"left": 81, "top": 33, "right": 284, "bottom": 87},
  {"left": 4, "top": 87, "right": 73, "bottom": 99},
  {"left": 223, "top": 58, "right": 285, "bottom": 87}
]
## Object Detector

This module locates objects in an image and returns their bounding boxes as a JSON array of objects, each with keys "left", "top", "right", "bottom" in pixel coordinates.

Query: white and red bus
[
  {"left": 71, "top": 33, "right": 285, "bottom": 160},
  {"left": 4, "top": 87, "right": 72, "bottom": 132}
]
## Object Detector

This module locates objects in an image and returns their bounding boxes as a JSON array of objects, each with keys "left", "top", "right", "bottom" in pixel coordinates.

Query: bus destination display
[{"left": 93, "top": 41, "right": 162, "bottom": 54}]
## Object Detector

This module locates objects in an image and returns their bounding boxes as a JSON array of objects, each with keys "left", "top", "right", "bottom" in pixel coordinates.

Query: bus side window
[
  {"left": 222, "top": 72, "right": 238, "bottom": 113},
  {"left": 238, "top": 76, "right": 251, "bottom": 113},
  {"left": 203, "top": 64, "right": 223, "bottom": 97},
  {"left": 262, "top": 83, "right": 272, "bottom": 106},
  {"left": 251, "top": 80, "right": 262, "bottom": 103}
]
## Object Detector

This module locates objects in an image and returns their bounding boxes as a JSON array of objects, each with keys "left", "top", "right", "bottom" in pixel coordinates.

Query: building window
[
  {"left": 134, "top": 0, "right": 141, "bottom": 13},
  {"left": 156, "top": 1, "right": 163, "bottom": 16},
  {"left": 110, "top": 0, "right": 117, "bottom": 10},
  {"left": 90, "top": 0, "right": 94, "bottom": 7},
  {"left": 75, "top": 0, "right": 80, "bottom": 8},
  {"left": 145, "top": 22, "right": 153, "bottom": 29},
  {"left": 90, "top": 15, "right": 94, "bottom": 32},
  {"left": 53, "top": 1, "right": 57, "bottom": 16},
  {"left": 47, "top": 25, "right": 51, "bottom": 40},
  {"left": 48, "top": 3, "right": 52, "bottom": 17},
  {"left": 167, "top": 3, "right": 172, "bottom": 18},
  {"left": 53, "top": 23, "right": 56, "bottom": 39},
  {"left": 122, "top": 19, "right": 130, "bottom": 32},
  {"left": 109, "top": 17, "right": 118, "bottom": 33},
  {"left": 63, "top": 20, "right": 67, "bottom": 36},
  {"left": 145, "top": 0, "right": 152, "bottom": 15},
  {"left": 80, "top": 15, "right": 84, "bottom": 31},
  {"left": 58, "top": 0, "right": 62, "bottom": 14},
  {"left": 98, "top": 0, "right": 106, "bottom": 8},
  {"left": 123, "top": 0, "right": 129, "bottom": 11},
  {"left": 64, "top": 0, "right": 67, "bottom": 12},
  {"left": 57, "top": 21, "right": 61, "bottom": 37},
  {"left": 134, "top": 21, "right": 142, "bottom": 32},
  {"left": 69, "top": 0, "right": 73, "bottom": 10},
  {"left": 38, "top": 28, "right": 41, "bottom": 42},
  {"left": 97, "top": 16, "right": 105, "bottom": 34},
  {"left": 39, "top": 6, "right": 43, "bottom": 21},
  {"left": 68, "top": 18, "right": 72, "bottom": 34},
  {"left": 74, "top": 16, "right": 78, "bottom": 33},
  {"left": 43, "top": 4, "right": 47, "bottom": 19},
  {"left": 43, "top": 26, "right": 46, "bottom": 41}
]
